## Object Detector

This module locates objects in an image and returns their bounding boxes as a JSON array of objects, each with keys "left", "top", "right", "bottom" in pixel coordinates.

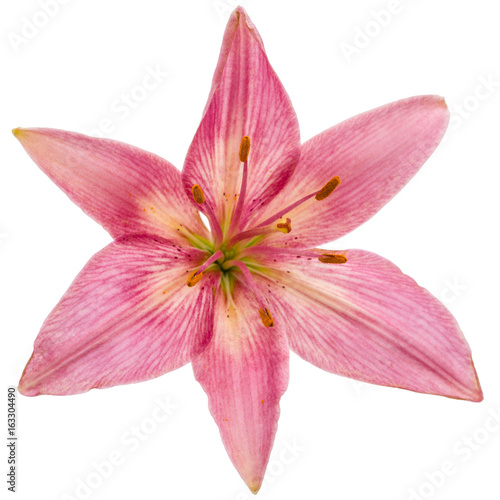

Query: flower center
[{"left": 186, "top": 135, "right": 345, "bottom": 327}]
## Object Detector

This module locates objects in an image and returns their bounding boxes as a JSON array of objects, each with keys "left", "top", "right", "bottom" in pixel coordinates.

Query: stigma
[{"left": 276, "top": 217, "right": 292, "bottom": 234}]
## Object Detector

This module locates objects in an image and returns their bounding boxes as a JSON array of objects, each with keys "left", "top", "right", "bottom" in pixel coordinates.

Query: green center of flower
[{"left": 186, "top": 135, "right": 345, "bottom": 327}]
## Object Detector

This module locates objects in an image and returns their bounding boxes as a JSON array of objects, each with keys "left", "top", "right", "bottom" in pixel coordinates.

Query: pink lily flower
[{"left": 14, "top": 6, "right": 482, "bottom": 494}]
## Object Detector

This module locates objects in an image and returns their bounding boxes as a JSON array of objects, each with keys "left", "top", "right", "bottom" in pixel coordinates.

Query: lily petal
[
  {"left": 192, "top": 281, "right": 289, "bottom": 493},
  {"left": 182, "top": 7, "right": 300, "bottom": 232},
  {"left": 258, "top": 95, "right": 449, "bottom": 248},
  {"left": 257, "top": 249, "right": 482, "bottom": 402},
  {"left": 19, "top": 235, "right": 217, "bottom": 396},
  {"left": 13, "top": 128, "right": 209, "bottom": 245}
]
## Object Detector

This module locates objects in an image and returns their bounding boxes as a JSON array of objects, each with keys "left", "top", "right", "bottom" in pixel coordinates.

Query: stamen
[
  {"left": 187, "top": 270, "right": 203, "bottom": 287},
  {"left": 237, "top": 245, "right": 347, "bottom": 264},
  {"left": 190, "top": 183, "right": 223, "bottom": 245},
  {"left": 239, "top": 136, "right": 251, "bottom": 163},
  {"left": 315, "top": 176, "right": 340, "bottom": 201},
  {"left": 318, "top": 253, "right": 347, "bottom": 264},
  {"left": 259, "top": 308, "right": 274, "bottom": 328},
  {"left": 186, "top": 250, "right": 224, "bottom": 287},
  {"left": 192, "top": 184, "right": 205, "bottom": 204},
  {"left": 255, "top": 193, "right": 315, "bottom": 229},
  {"left": 227, "top": 219, "right": 291, "bottom": 248},
  {"left": 223, "top": 259, "right": 274, "bottom": 327},
  {"left": 254, "top": 175, "right": 341, "bottom": 229},
  {"left": 228, "top": 136, "right": 251, "bottom": 237},
  {"left": 276, "top": 218, "right": 292, "bottom": 234}
]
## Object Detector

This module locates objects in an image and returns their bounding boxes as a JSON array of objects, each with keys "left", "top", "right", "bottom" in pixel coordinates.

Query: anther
[
  {"left": 276, "top": 217, "right": 292, "bottom": 234},
  {"left": 192, "top": 184, "right": 205, "bottom": 204},
  {"left": 187, "top": 270, "right": 203, "bottom": 287},
  {"left": 315, "top": 176, "right": 340, "bottom": 201},
  {"left": 239, "top": 136, "right": 251, "bottom": 163},
  {"left": 259, "top": 308, "right": 274, "bottom": 327},
  {"left": 318, "top": 253, "right": 347, "bottom": 264}
]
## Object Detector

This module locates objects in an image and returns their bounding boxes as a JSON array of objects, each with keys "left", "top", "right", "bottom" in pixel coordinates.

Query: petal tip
[
  {"left": 233, "top": 5, "right": 248, "bottom": 17},
  {"left": 469, "top": 358, "right": 484, "bottom": 402},
  {"left": 471, "top": 392, "right": 484, "bottom": 403},
  {"left": 450, "top": 357, "right": 483, "bottom": 402},
  {"left": 436, "top": 96, "right": 450, "bottom": 116},
  {"left": 17, "top": 378, "right": 38, "bottom": 397},
  {"left": 247, "top": 480, "right": 262, "bottom": 495},
  {"left": 433, "top": 95, "right": 450, "bottom": 119},
  {"left": 438, "top": 96, "right": 448, "bottom": 108},
  {"left": 231, "top": 5, "right": 258, "bottom": 34},
  {"left": 12, "top": 127, "right": 36, "bottom": 143},
  {"left": 12, "top": 127, "right": 24, "bottom": 138},
  {"left": 17, "top": 353, "right": 41, "bottom": 397}
]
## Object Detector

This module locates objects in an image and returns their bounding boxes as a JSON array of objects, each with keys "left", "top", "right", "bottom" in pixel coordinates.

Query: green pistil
[{"left": 220, "top": 272, "right": 236, "bottom": 295}]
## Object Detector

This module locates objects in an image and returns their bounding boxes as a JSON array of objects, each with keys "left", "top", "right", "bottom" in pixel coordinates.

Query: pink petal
[
  {"left": 13, "top": 128, "right": 209, "bottom": 244},
  {"left": 19, "top": 235, "right": 218, "bottom": 396},
  {"left": 182, "top": 7, "right": 300, "bottom": 230},
  {"left": 257, "top": 95, "right": 450, "bottom": 248},
  {"left": 192, "top": 281, "right": 289, "bottom": 493},
  {"left": 257, "top": 248, "right": 482, "bottom": 402}
]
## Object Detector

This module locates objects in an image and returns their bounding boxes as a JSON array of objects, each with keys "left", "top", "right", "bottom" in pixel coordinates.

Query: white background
[{"left": 1, "top": 0, "right": 499, "bottom": 499}]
